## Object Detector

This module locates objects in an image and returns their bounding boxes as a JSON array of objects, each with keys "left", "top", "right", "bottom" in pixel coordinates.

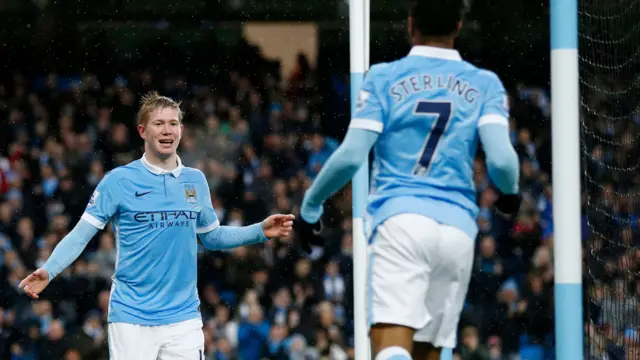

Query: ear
[
  {"left": 179, "top": 123, "right": 184, "bottom": 140},
  {"left": 137, "top": 124, "right": 146, "bottom": 140}
]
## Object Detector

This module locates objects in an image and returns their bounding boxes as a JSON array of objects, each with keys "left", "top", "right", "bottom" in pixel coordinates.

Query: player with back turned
[
  {"left": 295, "top": 0, "right": 521, "bottom": 359},
  {"left": 18, "top": 92, "right": 295, "bottom": 360}
]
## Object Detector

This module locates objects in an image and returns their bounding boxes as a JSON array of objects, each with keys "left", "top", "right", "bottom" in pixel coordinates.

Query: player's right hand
[
  {"left": 294, "top": 217, "right": 324, "bottom": 254},
  {"left": 494, "top": 193, "right": 522, "bottom": 217},
  {"left": 18, "top": 268, "right": 50, "bottom": 299}
]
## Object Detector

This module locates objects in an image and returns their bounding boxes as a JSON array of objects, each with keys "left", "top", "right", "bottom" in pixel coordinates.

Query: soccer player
[
  {"left": 295, "top": 1, "right": 521, "bottom": 360},
  {"left": 18, "top": 92, "right": 295, "bottom": 360}
]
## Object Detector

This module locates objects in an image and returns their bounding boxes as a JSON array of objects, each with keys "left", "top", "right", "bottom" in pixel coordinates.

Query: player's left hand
[
  {"left": 294, "top": 217, "right": 324, "bottom": 254},
  {"left": 262, "top": 214, "right": 296, "bottom": 239},
  {"left": 494, "top": 193, "right": 522, "bottom": 217}
]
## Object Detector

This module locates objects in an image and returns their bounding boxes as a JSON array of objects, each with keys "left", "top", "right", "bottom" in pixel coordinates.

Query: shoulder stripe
[
  {"left": 197, "top": 219, "right": 220, "bottom": 234},
  {"left": 478, "top": 114, "right": 508, "bottom": 128},
  {"left": 81, "top": 213, "right": 106, "bottom": 230},
  {"left": 350, "top": 118, "right": 384, "bottom": 133}
]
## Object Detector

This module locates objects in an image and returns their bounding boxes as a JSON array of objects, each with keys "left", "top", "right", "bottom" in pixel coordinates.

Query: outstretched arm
[
  {"left": 198, "top": 214, "right": 294, "bottom": 250},
  {"left": 42, "top": 219, "right": 100, "bottom": 279},
  {"left": 198, "top": 223, "right": 267, "bottom": 250},
  {"left": 300, "top": 128, "right": 379, "bottom": 223},
  {"left": 195, "top": 167, "right": 294, "bottom": 250},
  {"left": 19, "top": 169, "right": 121, "bottom": 299},
  {"left": 20, "top": 218, "right": 100, "bottom": 298}
]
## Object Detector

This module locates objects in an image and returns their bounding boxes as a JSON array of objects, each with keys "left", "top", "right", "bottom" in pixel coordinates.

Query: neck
[
  {"left": 145, "top": 149, "right": 179, "bottom": 171},
  {"left": 412, "top": 35, "right": 455, "bottom": 49}
]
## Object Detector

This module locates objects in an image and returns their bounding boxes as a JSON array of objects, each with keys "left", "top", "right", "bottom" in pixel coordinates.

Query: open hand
[
  {"left": 19, "top": 268, "right": 50, "bottom": 299},
  {"left": 262, "top": 214, "right": 295, "bottom": 239}
]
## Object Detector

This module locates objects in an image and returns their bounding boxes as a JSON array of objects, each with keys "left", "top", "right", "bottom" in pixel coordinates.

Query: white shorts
[
  {"left": 367, "top": 214, "right": 474, "bottom": 348},
  {"left": 108, "top": 318, "right": 204, "bottom": 360}
]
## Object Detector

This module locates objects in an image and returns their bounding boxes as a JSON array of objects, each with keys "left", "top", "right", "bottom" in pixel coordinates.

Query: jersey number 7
[{"left": 412, "top": 100, "right": 453, "bottom": 176}]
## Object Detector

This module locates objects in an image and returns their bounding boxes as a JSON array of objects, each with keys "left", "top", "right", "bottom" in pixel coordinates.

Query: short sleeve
[
  {"left": 349, "top": 65, "right": 388, "bottom": 134},
  {"left": 196, "top": 173, "right": 220, "bottom": 234},
  {"left": 81, "top": 172, "right": 121, "bottom": 230},
  {"left": 478, "top": 72, "right": 510, "bottom": 128}
]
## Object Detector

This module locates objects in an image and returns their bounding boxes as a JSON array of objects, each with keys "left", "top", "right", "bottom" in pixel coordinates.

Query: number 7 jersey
[{"left": 351, "top": 45, "right": 510, "bottom": 241}]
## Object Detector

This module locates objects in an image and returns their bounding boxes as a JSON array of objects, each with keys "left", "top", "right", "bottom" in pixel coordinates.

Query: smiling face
[
  {"left": 135, "top": 91, "right": 184, "bottom": 161},
  {"left": 138, "top": 106, "right": 183, "bottom": 159}
]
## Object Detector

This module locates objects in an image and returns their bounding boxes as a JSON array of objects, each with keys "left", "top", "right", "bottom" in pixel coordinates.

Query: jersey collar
[
  {"left": 141, "top": 153, "right": 184, "bottom": 178},
  {"left": 408, "top": 46, "right": 462, "bottom": 61}
]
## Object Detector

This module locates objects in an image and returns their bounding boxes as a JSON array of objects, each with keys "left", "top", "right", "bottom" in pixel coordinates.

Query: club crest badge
[
  {"left": 184, "top": 184, "right": 197, "bottom": 204},
  {"left": 88, "top": 190, "right": 100, "bottom": 207},
  {"left": 356, "top": 90, "right": 370, "bottom": 112}
]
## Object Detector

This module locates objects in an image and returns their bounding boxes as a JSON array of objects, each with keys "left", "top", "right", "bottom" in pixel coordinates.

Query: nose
[{"left": 162, "top": 123, "right": 172, "bottom": 134}]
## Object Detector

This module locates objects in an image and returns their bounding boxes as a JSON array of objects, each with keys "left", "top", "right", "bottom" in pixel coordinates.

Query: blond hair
[{"left": 136, "top": 91, "right": 183, "bottom": 126}]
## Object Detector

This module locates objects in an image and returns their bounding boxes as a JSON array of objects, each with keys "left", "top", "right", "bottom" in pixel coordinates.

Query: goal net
[{"left": 580, "top": 0, "right": 640, "bottom": 358}]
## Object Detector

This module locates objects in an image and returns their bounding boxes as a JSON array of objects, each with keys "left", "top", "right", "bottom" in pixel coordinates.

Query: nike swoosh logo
[{"left": 135, "top": 191, "right": 152, "bottom": 197}]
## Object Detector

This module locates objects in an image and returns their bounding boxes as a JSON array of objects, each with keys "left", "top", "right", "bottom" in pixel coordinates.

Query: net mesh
[{"left": 580, "top": 0, "right": 640, "bottom": 357}]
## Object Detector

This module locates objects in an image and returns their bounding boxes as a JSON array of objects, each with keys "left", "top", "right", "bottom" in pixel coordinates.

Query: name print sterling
[{"left": 390, "top": 74, "right": 479, "bottom": 104}]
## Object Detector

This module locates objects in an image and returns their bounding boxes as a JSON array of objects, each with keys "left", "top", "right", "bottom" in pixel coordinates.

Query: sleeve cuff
[
  {"left": 197, "top": 219, "right": 220, "bottom": 234},
  {"left": 256, "top": 222, "right": 268, "bottom": 241},
  {"left": 42, "top": 262, "right": 58, "bottom": 281},
  {"left": 300, "top": 202, "right": 323, "bottom": 224},
  {"left": 349, "top": 118, "right": 384, "bottom": 133},
  {"left": 478, "top": 114, "right": 508, "bottom": 128},
  {"left": 81, "top": 213, "right": 106, "bottom": 230}
]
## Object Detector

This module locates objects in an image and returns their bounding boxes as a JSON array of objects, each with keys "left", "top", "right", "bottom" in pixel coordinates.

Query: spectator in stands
[{"left": 457, "top": 325, "right": 490, "bottom": 360}]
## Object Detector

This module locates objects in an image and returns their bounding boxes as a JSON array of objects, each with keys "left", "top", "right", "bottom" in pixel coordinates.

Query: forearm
[
  {"left": 199, "top": 223, "right": 268, "bottom": 250},
  {"left": 303, "top": 152, "right": 363, "bottom": 209},
  {"left": 479, "top": 123, "right": 520, "bottom": 194},
  {"left": 302, "top": 128, "right": 378, "bottom": 222},
  {"left": 42, "top": 219, "right": 99, "bottom": 280}
]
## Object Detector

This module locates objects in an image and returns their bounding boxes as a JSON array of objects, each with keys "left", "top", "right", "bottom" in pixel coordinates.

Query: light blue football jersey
[
  {"left": 350, "top": 46, "right": 510, "bottom": 240},
  {"left": 82, "top": 154, "right": 219, "bottom": 326}
]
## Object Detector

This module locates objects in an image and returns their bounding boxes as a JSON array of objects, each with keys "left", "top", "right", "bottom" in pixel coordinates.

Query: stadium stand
[
  {"left": 0, "top": 4, "right": 623, "bottom": 360},
  {"left": 0, "top": 49, "right": 562, "bottom": 360}
]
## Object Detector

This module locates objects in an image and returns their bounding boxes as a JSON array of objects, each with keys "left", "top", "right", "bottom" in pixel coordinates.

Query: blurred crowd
[
  {"left": 580, "top": 76, "right": 640, "bottom": 360},
  {"left": 0, "top": 40, "right": 633, "bottom": 360}
]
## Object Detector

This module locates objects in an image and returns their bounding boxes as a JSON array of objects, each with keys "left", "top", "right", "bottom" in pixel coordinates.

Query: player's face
[{"left": 138, "top": 107, "right": 183, "bottom": 158}]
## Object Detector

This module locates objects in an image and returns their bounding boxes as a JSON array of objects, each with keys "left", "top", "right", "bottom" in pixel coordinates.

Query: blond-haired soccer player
[{"left": 19, "top": 91, "right": 295, "bottom": 359}]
